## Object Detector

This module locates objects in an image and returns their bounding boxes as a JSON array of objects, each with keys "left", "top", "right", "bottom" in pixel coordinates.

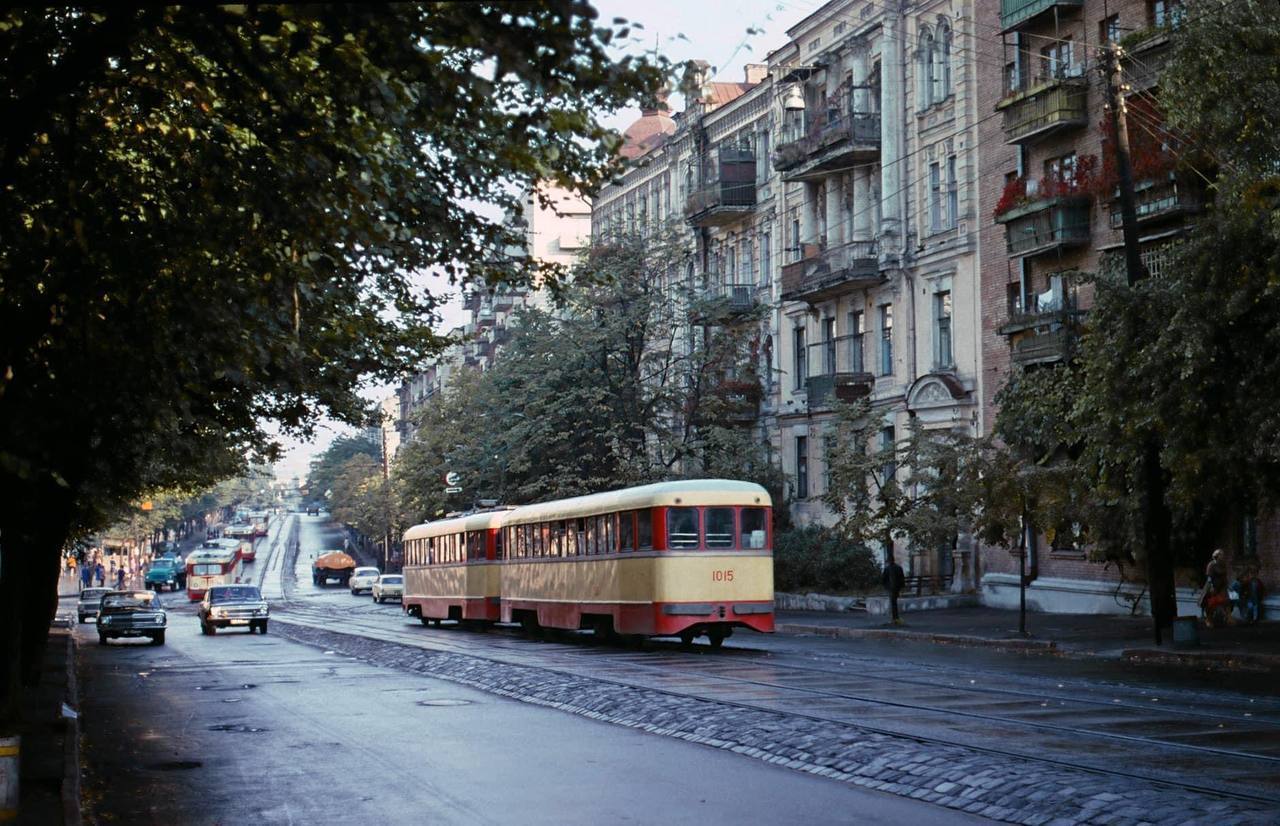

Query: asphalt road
[{"left": 74, "top": 515, "right": 979, "bottom": 825}]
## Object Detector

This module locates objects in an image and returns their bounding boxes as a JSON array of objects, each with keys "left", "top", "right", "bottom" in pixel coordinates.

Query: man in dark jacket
[{"left": 882, "top": 557, "right": 906, "bottom": 624}]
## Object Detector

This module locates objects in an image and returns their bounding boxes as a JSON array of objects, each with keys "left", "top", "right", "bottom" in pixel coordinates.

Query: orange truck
[{"left": 312, "top": 551, "right": 356, "bottom": 587}]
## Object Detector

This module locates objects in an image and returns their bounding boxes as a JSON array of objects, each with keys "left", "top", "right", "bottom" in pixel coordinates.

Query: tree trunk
[{"left": 0, "top": 487, "right": 74, "bottom": 736}]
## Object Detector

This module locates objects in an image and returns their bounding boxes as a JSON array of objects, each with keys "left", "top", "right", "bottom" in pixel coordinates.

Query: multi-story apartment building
[
  {"left": 975, "top": 0, "right": 1211, "bottom": 612},
  {"left": 770, "top": 1, "right": 983, "bottom": 581}
]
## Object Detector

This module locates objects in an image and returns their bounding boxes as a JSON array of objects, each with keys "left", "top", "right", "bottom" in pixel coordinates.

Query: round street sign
[{"left": 444, "top": 471, "right": 460, "bottom": 486}]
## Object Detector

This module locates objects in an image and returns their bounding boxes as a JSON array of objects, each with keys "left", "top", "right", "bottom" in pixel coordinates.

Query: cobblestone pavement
[{"left": 272, "top": 620, "right": 1277, "bottom": 826}]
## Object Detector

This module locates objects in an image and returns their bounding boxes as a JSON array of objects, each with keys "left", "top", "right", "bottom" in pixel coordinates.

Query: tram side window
[
  {"left": 741, "top": 508, "right": 768, "bottom": 549},
  {"left": 705, "top": 508, "right": 735, "bottom": 549},
  {"left": 638, "top": 510, "right": 653, "bottom": 550},
  {"left": 667, "top": 508, "right": 700, "bottom": 550},
  {"left": 467, "top": 531, "right": 483, "bottom": 560},
  {"left": 619, "top": 512, "right": 635, "bottom": 552},
  {"left": 585, "top": 517, "right": 598, "bottom": 555},
  {"left": 427, "top": 537, "right": 435, "bottom": 564},
  {"left": 603, "top": 514, "right": 615, "bottom": 554},
  {"left": 494, "top": 529, "right": 503, "bottom": 561}
]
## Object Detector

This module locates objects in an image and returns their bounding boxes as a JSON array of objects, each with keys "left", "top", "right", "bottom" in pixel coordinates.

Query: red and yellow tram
[
  {"left": 400, "top": 479, "right": 774, "bottom": 646},
  {"left": 401, "top": 510, "right": 508, "bottom": 625}
]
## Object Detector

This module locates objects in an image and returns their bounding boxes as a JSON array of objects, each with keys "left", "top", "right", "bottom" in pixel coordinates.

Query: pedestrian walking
[
  {"left": 114, "top": 565, "right": 126, "bottom": 590},
  {"left": 1200, "top": 548, "right": 1232, "bottom": 627},
  {"left": 94, "top": 561, "right": 105, "bottom": 587},
  {"left": 882, "top": 556, "right": 906, "bottom": 625},
  {"left": 1233, "top": 564, "right": 1264, "bottom": 625},
  {"left": 80, "top": 563, "right": 92, "bottom": 592}
]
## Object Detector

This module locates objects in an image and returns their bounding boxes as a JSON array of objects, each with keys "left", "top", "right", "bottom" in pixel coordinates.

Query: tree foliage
[
  {"left": 0, "top": 3, "right": 664, "bottom": 721},
  {"left": 393, "top": 227, "right": 777, "bottom": 522}
]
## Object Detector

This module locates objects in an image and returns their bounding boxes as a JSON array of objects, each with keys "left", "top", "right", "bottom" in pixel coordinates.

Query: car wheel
[
  {"left": 98, "top": 633, "right": 108, "bottom": 645},
  {"left": 201, "top": 621, "right": 214, "bottom": 636},
  {"left": 259, "top": 621, "right": 268, "bottom": 635},
  {"left": 152, "top": 631, "right": 165, "bottom": 646},
  {"left": 78, "top": 615, "right": 86, "bottom": 624}
]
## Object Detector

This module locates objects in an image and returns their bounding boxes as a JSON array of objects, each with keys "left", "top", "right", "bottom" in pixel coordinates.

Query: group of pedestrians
[
  {"left": 69, "top": 551, "right": 132, "bottom": 592},
  {"left": 1201, "top": 548, "right": 1265, "bottom": 627}
]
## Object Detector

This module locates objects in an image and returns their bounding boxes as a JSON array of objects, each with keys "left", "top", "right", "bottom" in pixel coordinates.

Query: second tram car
[{"left": 401, "top": 510, "right": 508, "bottom": 625}]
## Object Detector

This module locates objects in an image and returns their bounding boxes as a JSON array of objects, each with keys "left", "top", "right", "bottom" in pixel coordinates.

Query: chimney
[{"left": 744, "top": 64, "right": 767, "bottom": 85}]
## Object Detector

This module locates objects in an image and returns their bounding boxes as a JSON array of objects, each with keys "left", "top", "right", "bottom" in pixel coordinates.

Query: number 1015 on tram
[{"left": 401, "top": 479, "right": 774, "bottom": 647}]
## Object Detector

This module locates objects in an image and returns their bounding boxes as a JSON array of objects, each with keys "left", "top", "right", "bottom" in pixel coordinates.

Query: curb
[
  {"left": 1120, "top": 647, "right": 1280, "bottom": 675},
  {"left": 776, "top": 622, "right": 1058, "bottom": 653}
]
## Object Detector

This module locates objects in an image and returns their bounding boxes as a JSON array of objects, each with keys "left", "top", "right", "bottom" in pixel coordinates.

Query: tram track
[{"left": 269, "top": 601, "right": 1280, "bottom": 807}]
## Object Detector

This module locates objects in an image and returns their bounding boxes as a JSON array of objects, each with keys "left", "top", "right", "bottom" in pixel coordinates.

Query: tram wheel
[
  {"left": 519, "top": 613, "right": 541, "bottom": 636},
  {"left": 679, "top": 629, "right": 696, "bottom": 648},
  {"left": 707, "top": 628, "right": 728, "bottom": 649}
]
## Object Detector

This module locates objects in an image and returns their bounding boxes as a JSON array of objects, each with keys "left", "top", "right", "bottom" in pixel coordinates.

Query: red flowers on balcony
[{"left": 993, "top": 155, "right": 1098, "bottom": 219}]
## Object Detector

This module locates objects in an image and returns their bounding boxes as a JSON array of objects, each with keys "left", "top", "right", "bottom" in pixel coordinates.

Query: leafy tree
[
  {"left": 0, "top": 4, "right": 663, "bottom": 727},
  {"left": 308, "top": 434, "right": 381, "bottom": 507},
  {"left": 822, "top": 399, "right": 979, "bottom": 571}
]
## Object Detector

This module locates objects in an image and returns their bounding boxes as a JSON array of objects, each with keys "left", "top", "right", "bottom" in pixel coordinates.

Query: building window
[
  {"left": 793, "top": 324, "right": 807, "bottom": 388},
  {"left": 757, "top": 129, "right": 770, "bottom": 182},
  {"left": 1099, "top": 14, "right": 1120, "bottom": 44},
  {"left": 761, "top": 232, "right": 771, "bottom": 286},
  {"left": 848, "top": 310, "right": 865, "bottom": 373},
  {"left": 795, "top": 436, "right": 809, "bottom": 499},
  {"left": 934, "top": 291, "right": 953, "bottom": 369},
  {"left": 725, "top": 246, "right": 735, "bottom": 284},
  {"left": 879, "top": 304, "right": 893, "bottom": 376},
  {"left": 879, "top": 426, "right": 896, "bottom": 484},
  {"left": 946, "top": 155, "right": 959, "bottom": 229},
  {"left": 822, "top": 317, "right": 836, "bottom": 375},
  {"left": 918, "top": 29, "right": 935, "bottom": 106},
  {"left": 1040, "top": 39, "right": 1074, "bottom": 80},
  {"left": 934, "top": 23, "right": 951, "bottom": 101},
  {"left": 1150, "top": 0, "right": 1186, "bottom": 28},
  {"left": 929, "top": 162, "right": 943, "bottom": 232},
  {"left": 791, "top": 218, "right": 802, "bottom": 261},
  {"left": 821, "top": 432, "right": 833, "bottom": 493},
  {"left": 1045, "top": 152, "right": 1079, "bottom": 192}
]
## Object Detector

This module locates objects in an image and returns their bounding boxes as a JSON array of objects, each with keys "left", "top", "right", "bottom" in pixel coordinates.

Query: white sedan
[
  {"left": 349, "top": 566, "right": 381, "bottom": 595},
  {"left": 371, "top": 574, "right": 404, "bottom": 604}
]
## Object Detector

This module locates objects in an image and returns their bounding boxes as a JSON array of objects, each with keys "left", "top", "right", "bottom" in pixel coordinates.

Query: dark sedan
[
  {"left": 97, "top": 591, "right": 167, "bottom": 645},
  {"left": 199, "top": 584, "right": 269, "bottom": 635}
]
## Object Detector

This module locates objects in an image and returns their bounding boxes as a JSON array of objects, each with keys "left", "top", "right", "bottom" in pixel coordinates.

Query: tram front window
[
  {"left": 705, "top": 508, "right": 734, "bottom": 549},
  {"left": 667, "top": 508, "right": 700, "bottom": 549},
  {"left": 741, "top": 508, "right": 768, "bottom": 549}
]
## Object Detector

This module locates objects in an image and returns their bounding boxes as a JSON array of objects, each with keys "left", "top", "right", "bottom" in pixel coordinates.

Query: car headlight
[{"left": 212, "top": 608, "right": 226, "bottom": 618}]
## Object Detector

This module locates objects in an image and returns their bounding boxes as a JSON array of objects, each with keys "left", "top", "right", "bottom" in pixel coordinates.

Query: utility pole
[{"left": 1103, "top": 41, "right": 1171, "bottom": 646}]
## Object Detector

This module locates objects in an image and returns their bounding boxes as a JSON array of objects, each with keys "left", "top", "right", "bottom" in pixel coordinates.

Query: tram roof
[
  {"left": 186, "top": 547, "right": 237, "bottom": 563},
  {"left": 402, "top": 508, "right": 513, "bottom": 541},
  {"left": 504, "top": 479, "right": 771, "bottom": 525}
]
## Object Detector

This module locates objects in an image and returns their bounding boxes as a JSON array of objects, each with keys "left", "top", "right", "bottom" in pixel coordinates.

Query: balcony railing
[
  {"left": 996, "top": 73, "right": 1087, "bottom": 144},
  {"left": 773, "top": 90, "right": 880, "bottom": 181},
  {"left": 997, "top": 197, "right": 1091, "bottom": 258},
  {"left": 1010, "top": 328, "right": 1073, "bottom": 366},
  {"left": 690, "top": 280, "right": 761, "bottom": 324},
  {"left": 1108, "top": 176, "right": 1201, "bottom": 228},
  {"left": 685, "top": 150, "right": 757, "bottom": 226},
  {"left": 805, "top": 371, "right": 874, "bottom": 412},
  {"left": 1001, "top": 0, "right": 1083, "bottom": 30},
  {"left": 780, "top": 240, "right": 881, "bottom": 303},
  {"left": 1120, "top": 27, "right": 1174, "bottom": 93},
  {"left": 999, "top": 276, "right": 1079, "bottom": 336}
]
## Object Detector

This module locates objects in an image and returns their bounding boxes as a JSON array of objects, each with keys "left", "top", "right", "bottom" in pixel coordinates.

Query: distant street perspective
[{"left": 4, "top": 3, "right": 1280, "bottom": 826}]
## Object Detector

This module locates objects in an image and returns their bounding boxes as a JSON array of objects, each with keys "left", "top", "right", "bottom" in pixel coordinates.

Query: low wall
[{"left": 981, "top": 574, "right": 1279, "bottom": 618}]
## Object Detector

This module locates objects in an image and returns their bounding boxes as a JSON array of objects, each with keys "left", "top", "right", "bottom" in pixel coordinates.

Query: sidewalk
[
  {"left": 17, "top": 597, "right": 80, "bottom": 826},
  {"left": 776, "top": 605, "right": 1280, "bottom": 674}
]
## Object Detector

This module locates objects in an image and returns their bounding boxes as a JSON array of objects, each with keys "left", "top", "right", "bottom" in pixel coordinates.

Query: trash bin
[{"left": 1172, "top": 616, "right": 1200, "bottom": 649}]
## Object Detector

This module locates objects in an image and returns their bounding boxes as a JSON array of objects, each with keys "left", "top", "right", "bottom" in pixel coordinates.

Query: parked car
[
  {"left": 77, "top": 587, "right": 113, "bottom": 623},
  {"left": 349, "top": 566, "right": 381, "bottom": 595},
  {"left": 97, "top": 590, "right": 167, "bottom": 645},
  {"left": 144, "top": 558, "right": 181, "bottom": 592},
  {"left": 199, "top": 584, "right": 269, "bottom": 635},
  {"left": 371, "top": 574, "right": 404, "bottom": 604}
]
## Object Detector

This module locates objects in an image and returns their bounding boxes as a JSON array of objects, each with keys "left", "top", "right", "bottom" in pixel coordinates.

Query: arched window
[
  {"left": 935, "top": 22, "right": 952, "bottom": 101},
  {"left": 918, "top": 28, "right": 934, "bottom": 106}
]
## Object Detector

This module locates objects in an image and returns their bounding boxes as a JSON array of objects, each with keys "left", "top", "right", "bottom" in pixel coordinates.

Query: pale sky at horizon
[{"left": 272, "top": 0, "right": 807, "bottom": 482}]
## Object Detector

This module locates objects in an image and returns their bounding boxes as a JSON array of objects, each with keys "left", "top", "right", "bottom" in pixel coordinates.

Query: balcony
[
  {"left": 1000, "top": 0, "right": 1083, "bottom": 31},
  {"left": 805, "top": 371, "right": 874, "bottom": 412},
  {"left": 1010, "top": 328, "right": 1073, "bottom": 366},
  {"left": 712, "top": 379, "right": 763, "bottom": 426},
  {"left": 689, "top": 281, "right": 762, "bottom": 325},
  {"left": 1108, "top": 176, "right": 1201, "bottom": 229},
  {"left": 998, "top": 276, "right": 1079, "bottom": 337},
  {"left": 685, "top": 148, "right": 756, "bottom": 227},
  {"left": 780, "top": 240, "right": 881, "bottom": 304},
  {"left": 773, "top": 90, "right": 880, "bottom": 182},
  {"left": 996, "top": 74, "right": 1087, "bottom": 144},
  {"left": 1120, "top": 28, "right": 1174, "bottom": 94},
  {"left": 997, "top": 197, "right": 1090, "bottom": 258}
]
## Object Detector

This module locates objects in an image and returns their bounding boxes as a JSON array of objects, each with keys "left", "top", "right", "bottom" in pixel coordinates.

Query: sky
[{"left": 271, "top": 0, "right": 805, "bottom": 482}]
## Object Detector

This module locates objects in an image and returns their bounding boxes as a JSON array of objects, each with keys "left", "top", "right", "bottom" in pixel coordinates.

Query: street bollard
[{"left": 0, "top": 734, "right": 18, "bottom": 821}]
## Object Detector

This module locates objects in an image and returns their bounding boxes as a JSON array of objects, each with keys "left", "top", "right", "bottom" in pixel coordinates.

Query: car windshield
[
  {"left": 355, "top": 568, "right": 379, "bottom": 576},
  {"left": 150, "top": 560, "right": 174, "bottom": 570},
  {"left": 102, "top": 592, "right": 158, "bottom": 609},
  {"left": 210, "top": 586, "right": 262, "bottom": 603},
  {"left": 381, "top": 576, "right": 403, "bottom": 584},
  {"left": 81, "top": 589, "right": 110, "bottom": 600}
]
